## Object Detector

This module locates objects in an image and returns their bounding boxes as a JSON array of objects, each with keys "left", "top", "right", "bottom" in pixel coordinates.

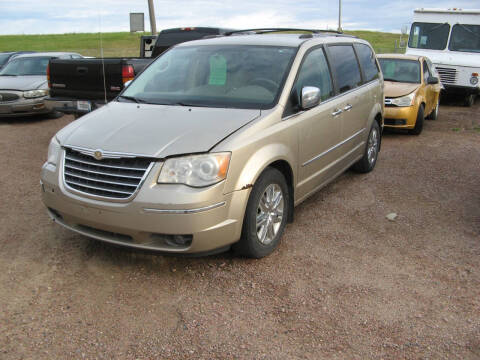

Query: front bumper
[
  {"left": 383, "top": 103, "right": 419, "bottom": 129},
  {"left": 40, "top": 155, "right": 250, "bottom": 254},
  {"left": 0, "top": 96, "right": 50, "bottom": 117},
  {"left": 442, "top": 84, "right": 480, "bottom": 96}
]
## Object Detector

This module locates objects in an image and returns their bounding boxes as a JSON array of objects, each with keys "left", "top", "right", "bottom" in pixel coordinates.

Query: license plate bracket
[{"left": 77, "top": 100, "right": 91, "bottom": 112}]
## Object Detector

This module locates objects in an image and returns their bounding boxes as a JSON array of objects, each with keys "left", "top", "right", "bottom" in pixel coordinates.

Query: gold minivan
[{"left": 41, "top": 31, "right": 384, "bottom": 258}]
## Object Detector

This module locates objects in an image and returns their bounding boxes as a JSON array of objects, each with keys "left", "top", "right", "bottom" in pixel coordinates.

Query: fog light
[
  {"left": 470, "top": 76, "right": 478, "bottom": 86},
  {"left": 150, "top": 233, "right": 193, "bottom": 248}
]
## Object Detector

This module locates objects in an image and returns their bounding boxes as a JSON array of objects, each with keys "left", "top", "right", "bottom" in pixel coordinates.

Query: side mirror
[
  {"left": 301, "top": 86, "right": 321, "bottom": 109},
  {"left": 427, "top": 76, "right": 439, "bottom": 85},
  {"left": 124, "top": 80, "right": 133, "bottom": 88}
]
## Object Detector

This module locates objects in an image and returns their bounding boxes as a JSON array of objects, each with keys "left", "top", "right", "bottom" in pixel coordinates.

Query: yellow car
[{"left": 378, "top": 54, "right": 442, "bottom": 135}]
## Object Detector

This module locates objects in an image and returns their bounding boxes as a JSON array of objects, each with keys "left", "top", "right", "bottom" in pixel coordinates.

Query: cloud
[{"left": 0, "top": 0, "right": 478, "bottom": 35}]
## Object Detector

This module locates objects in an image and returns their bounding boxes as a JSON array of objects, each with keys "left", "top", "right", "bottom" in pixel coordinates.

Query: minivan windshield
[
  {"left": 0, "top": 56, "right": 51, "bottom": 76},
  {"left": 408, "top": 22, "right": 450, "bottom": 50},
  {"left": 449, "top": 24, "right": 480, "bottom": 53},
  {"left": 378, "top": 58, "right": 421, "bottom": 84},
  {"left": 120, "top": 45, "right": 297, "bottom": 109}
]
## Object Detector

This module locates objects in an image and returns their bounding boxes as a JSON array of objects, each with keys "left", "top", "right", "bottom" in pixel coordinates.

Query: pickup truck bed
[{"left": 46, "top": 57, "right": 152, "bottom": 115}]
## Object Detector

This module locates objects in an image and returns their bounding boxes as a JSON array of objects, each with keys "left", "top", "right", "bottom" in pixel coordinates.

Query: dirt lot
[{"left": 0, "top": 99, "right": 479, "bottom": 359}]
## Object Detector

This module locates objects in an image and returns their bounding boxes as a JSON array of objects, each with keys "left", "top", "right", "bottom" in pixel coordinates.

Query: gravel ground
[{"left": 0, "top": 99, "right": 479, "bottom": 359}]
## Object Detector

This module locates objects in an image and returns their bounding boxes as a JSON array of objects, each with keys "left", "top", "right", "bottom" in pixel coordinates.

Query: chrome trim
[
  {"left": 64, "top": 154, "right": 148, "bottom": 171},
  {"left": 331, "top": 109, "right": 343, "bottom": 116},
  {"left": 64, "top": 170, "right": 138, "bottom": 188},
  {"left": 64, "top": 163, "right": 143, "bottom": 179},
  {"left": 66, "top": 145, "right": 154, "bottom": 159},
  {"left": 343, "top": 104, "right": 352, "bottom": 111},
  {"left": 144, "top": 202, "right": 226, "bottom": 214},
  {"left": 65, "top": 179, "right": 134, "bottom": 195},
  {"left": 302, "top": 128, "right": 366, "bottom": 167},
  {"left": 62, "top": 149, "right": 156, "bottom": 203}
]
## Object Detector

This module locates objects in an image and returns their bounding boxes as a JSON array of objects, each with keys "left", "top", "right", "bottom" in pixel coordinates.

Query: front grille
[
  {"left": 63, "top": 148, "right": 153, "bottom": 200},
  {"left": 0, "top": 92, "right": 19, "bottom": 102},
  {"left": 436, "top": 67, "right": 457, "bottom": 85}
]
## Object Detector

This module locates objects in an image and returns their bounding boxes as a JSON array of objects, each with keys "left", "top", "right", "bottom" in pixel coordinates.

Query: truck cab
[{"left": 406, "top": 8, "right": 480, "bottom": 106}]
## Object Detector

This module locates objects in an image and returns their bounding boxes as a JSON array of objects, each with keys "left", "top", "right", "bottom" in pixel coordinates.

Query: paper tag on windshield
[{"left": 208, "top": 54, "right": 227, "bottom": 85}]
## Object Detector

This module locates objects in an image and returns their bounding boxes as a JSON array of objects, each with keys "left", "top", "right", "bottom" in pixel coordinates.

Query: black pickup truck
[{"left": 45, "top": 27, "right": 232, "bottom": 117}]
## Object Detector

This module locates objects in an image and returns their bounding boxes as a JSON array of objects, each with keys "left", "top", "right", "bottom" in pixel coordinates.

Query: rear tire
[
  {"left": 427, "top": 99, "right": 439, "bottom": 120},
  {"left": 352, "top": 120, "right": 380, "bottom": 173},
  {"left": 409, "top": 105, "right": 424, "bottom": 135},
  {"left": 233, "top": 167, "right": 289, "bottom": 258}
]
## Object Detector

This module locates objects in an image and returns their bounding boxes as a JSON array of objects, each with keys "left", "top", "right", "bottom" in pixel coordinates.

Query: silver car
[
  {"left": 41, "top": 32, "right": 383, "bottom": 258},
  {"left": 0, "top": 52, "right": 82, "bottom": 118}
]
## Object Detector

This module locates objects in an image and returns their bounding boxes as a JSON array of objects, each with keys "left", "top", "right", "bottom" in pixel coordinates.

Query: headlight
[
  {"left": 47, "top": 136, "right": 61, "bottom": 165},
  {"left": 158, "top": 153, "right": 231, "bottom": 187},
  {"left": 389, "top": 92, "right": 415, "bottom": 107},
  {"left": 24, "top": 89, "right": 49, "bottom": 99}
]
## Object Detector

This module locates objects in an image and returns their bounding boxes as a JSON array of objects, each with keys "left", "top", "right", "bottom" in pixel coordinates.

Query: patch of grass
[
  {"left": 346, "top": 30, "right": 406, "bottom": 54},
  {"left": 451, "top": 128, "right": 461, "bottom": 132},
  {"left": 0, "top": 30, "right": 405, "bottom": 58},
  {"left": 0, "top": 32, "right": 149, "bottom": 57}
]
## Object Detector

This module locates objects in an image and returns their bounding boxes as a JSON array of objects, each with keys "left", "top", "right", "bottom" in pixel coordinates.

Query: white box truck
[{"left": 406, "top": 8, "right": 480, "bottom": 106}]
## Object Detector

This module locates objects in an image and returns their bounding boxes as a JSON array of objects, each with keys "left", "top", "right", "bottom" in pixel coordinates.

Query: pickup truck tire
[
  {"left": 409, "top": 105, "right": 424, "bottom": 135},
  {"left": 233, "top": 167, "right": 289, "bottom": 258},
  {"left": 352, "top": 120, "right": 380, "bottom": 173}
]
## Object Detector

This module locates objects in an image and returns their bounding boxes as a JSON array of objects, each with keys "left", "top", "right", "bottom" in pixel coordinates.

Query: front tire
[
  {"left": 233, "top": 167, "right": 289, "bottom": 258},
  {"left": 352, "top": 120, "right": 380, "bottom": 173},
  {"left": 464, "top": 94, "right": 476, "bottom": 107},
  {"left": 409, "top": 104, "right": 424, "bottom": 135}
]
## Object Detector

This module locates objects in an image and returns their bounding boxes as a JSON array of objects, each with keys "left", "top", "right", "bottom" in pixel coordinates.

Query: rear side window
[
  {"left": 328, "top": 45, "right": 362, "bottom": 93},
  {"left": 355, "top": 44, "right": 379, "bottom": 83}
]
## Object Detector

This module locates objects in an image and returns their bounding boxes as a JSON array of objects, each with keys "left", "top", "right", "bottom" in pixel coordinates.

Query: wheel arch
[{"left": 226, "top": 143, "right": 296, "bottom": 223}]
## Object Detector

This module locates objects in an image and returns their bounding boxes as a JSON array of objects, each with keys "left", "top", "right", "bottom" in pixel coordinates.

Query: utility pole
[
  {"left": 148, "top": 0, "right": 157, "bottom": 35},
  {"left": 338, "top": 0, "right": 342, "bottom": 32}
]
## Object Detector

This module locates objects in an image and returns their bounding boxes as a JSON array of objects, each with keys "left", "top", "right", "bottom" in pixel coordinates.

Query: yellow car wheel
[{"left": 409, "top": 105, "right": 424, "bottom": 135}]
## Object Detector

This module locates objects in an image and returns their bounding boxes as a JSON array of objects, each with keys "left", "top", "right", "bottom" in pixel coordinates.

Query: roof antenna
[{"left": 99, "top": 11, "right": 107, "bottom": 105}]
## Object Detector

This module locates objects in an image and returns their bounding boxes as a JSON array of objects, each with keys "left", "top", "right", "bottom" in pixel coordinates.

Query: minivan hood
[
  {"left": 0, "top": 75, "right": 47, "bottom": 91},
  {"left": 60, "top": 101, "right": 261, "bottom": 158},
  {"left": 384, "top": 81, "right": 421, "bottom": 98}
]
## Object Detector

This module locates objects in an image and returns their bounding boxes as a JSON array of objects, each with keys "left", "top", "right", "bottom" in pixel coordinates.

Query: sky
[{"left": 0, "top": 0, "right": 478, "bottom": 35}]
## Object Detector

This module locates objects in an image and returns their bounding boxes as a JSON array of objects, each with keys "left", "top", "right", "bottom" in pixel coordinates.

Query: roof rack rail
[{"left": 224, "top": 28, "right": 344, "bottom": 36}]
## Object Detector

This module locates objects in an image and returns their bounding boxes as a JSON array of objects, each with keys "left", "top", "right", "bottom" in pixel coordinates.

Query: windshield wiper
[
  {"left": 457, "top": 24, "right": 480, "bottom": 39},
  {"left": 117, "top": 95, "right": 148, "bottom": 104},
  {"left": 170, "top": 101, "right": 210, "bottom": 107},
  {"left": 0, "top": 74, "right": 17, "bottom": 76}
]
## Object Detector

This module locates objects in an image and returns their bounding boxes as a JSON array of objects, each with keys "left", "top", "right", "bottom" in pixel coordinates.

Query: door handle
[
  {"left": 343, "top": 104, "right": 353, "bottom": 111},
  {"left": 331, "top": 109, "right": 343, "bottom": 116}
]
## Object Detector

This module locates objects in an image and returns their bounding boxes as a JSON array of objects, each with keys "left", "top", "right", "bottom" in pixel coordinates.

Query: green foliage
[
  {"left": 0, "top": 32, "right": 148, "bottom": 57},
  {"left": 0, "top": 30, "right": 405, "bottom": 57}
]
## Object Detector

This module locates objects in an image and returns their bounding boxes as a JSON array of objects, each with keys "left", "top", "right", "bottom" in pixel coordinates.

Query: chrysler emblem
[{"left": 93, "top": 150, "right": 103, "bottom": 160}]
